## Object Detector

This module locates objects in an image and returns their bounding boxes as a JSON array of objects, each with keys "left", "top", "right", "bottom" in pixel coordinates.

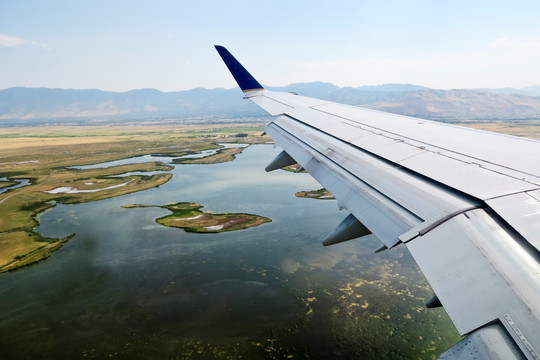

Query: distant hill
[
  {"left": 475, "top": 86, "right": 540, "bottom": 97},
  {"left": 355, "top": 84, "right": 431, "bottom": 92},
  {"left": 0, "top": 87, "right": 264, "bottom": 124},
  {"left": 326, "top": 88, "right": 540, "bottom": 120},
  {"left": 1, "top": 83, "right": 540, "bottom": 125}
]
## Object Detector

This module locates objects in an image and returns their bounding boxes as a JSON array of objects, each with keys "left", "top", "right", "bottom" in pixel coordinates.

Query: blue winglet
[{"left": 215, "top": 45, "right": 264, "bottom": 92}]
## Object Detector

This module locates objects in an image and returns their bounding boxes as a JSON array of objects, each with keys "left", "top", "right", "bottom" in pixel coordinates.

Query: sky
[{"left": 1, "top": 0, "right": 539, "bottom": 92}]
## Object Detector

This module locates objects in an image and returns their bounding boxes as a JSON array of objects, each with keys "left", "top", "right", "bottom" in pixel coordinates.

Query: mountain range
[{"left": 1, "top": 83, "right": 540, "bottom": 125}]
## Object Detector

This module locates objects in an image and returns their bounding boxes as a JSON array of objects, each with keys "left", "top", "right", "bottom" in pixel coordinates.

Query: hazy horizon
[{"left": 1, "top": 82, "right": 540, "bottom": 93}]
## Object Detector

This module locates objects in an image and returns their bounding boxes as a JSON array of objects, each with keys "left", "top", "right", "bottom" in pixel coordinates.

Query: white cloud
[
  {"left": 0, "top": 34, "right": 28, "bottom": 46},
  {"left": 293, "top": 38, "right": 540, "bottom": 89},
  {"left": 0, "top": 33, "right": 50, "bottom": 50},
  {"left": 38, "top": 42, "right": 51, "bottom": 51}
]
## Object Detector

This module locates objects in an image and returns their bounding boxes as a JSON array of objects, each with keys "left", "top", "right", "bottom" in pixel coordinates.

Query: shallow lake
[{"left": 0, "top": 145, "right": 459, "bottom": 359}]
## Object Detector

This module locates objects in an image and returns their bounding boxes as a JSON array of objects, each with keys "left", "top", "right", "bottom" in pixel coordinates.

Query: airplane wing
[{"left": 215, "top": 45, "right": 540, "bottom": 360}]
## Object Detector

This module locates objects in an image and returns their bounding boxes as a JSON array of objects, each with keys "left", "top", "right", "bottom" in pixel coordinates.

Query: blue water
[
  {"left": 0, "top": 178, "right": 31, "bottom": 194},
  {"left": 68, "top": 143, "right": 248, "bottom": 170},
  {"left": 0, "top": 145, "right": 458, "bottom": 359}
]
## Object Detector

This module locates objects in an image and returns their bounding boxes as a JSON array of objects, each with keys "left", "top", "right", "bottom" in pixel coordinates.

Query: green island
[
  {"left": 123, "top": 202, "right": 271, "bottom": 233},
  {"left": 0, "top": 124, "right": 268, "bottom": 272},
  {"left": 295, "top": 187, "right": 335, "bottom": 200}
]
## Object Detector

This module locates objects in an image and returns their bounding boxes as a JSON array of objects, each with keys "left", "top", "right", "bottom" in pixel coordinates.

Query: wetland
[
  {"left": 0, "top": 124, "right": 264, "bottom": 272},
  {"left": 3, "top": 121, "right": 532, "bottom": 359}
]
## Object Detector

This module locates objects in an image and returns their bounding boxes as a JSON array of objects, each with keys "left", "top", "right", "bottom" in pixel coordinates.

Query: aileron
[{"left": 486, "top": 191, "right": 540, "bottom": 252}]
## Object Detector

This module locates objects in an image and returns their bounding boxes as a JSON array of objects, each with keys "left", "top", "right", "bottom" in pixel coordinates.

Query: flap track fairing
[
  {"left": 265, "top": 150, "right": 297, "bottom": 172},
  {"left": 322, "top": 213, "right": 371, "bottom": 246}
]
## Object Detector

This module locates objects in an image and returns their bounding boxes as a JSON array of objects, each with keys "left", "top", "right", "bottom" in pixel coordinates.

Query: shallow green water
[{"left": 0, "top": 145, "right": 460, "bottom": 359}]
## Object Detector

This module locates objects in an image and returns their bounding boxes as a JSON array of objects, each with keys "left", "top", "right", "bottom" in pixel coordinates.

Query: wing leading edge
[{"left": 215, "top": 45, "right": 540, "bottom": 359}]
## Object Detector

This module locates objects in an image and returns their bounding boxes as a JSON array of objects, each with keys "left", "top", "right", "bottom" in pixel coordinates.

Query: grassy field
[
  {"left": 461, "top": 121, "right": 540, "bottom": 139},
  {"left": 0, "top": 123, "right": 268, "bottom": 272}
]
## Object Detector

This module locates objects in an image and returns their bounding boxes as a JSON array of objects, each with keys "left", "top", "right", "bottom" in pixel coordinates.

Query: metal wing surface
[{"left": 215, "top": 45, "right": 540, "bottom": 360}]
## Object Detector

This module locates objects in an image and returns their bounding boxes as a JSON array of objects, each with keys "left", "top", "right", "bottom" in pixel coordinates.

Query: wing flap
[
  {"left": 407, "top": 210, "right": 535, "bottom": 333},
  {"left": 439, "top": 323, "right": 525, "bottom": 360},
  {"left": 407, "top": 208, "right": 540, "bottom": 358}
]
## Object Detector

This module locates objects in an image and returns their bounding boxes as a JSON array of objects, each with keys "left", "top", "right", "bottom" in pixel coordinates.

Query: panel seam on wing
[
  {"left": 399, "top": 205, "right": 486, "bottom": 243},
  {"left": 306, "top": 104, "right": 540, "bottom": 184},
  {"left": 276, "top": 113, "right": 482, "bottom": 207}
]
